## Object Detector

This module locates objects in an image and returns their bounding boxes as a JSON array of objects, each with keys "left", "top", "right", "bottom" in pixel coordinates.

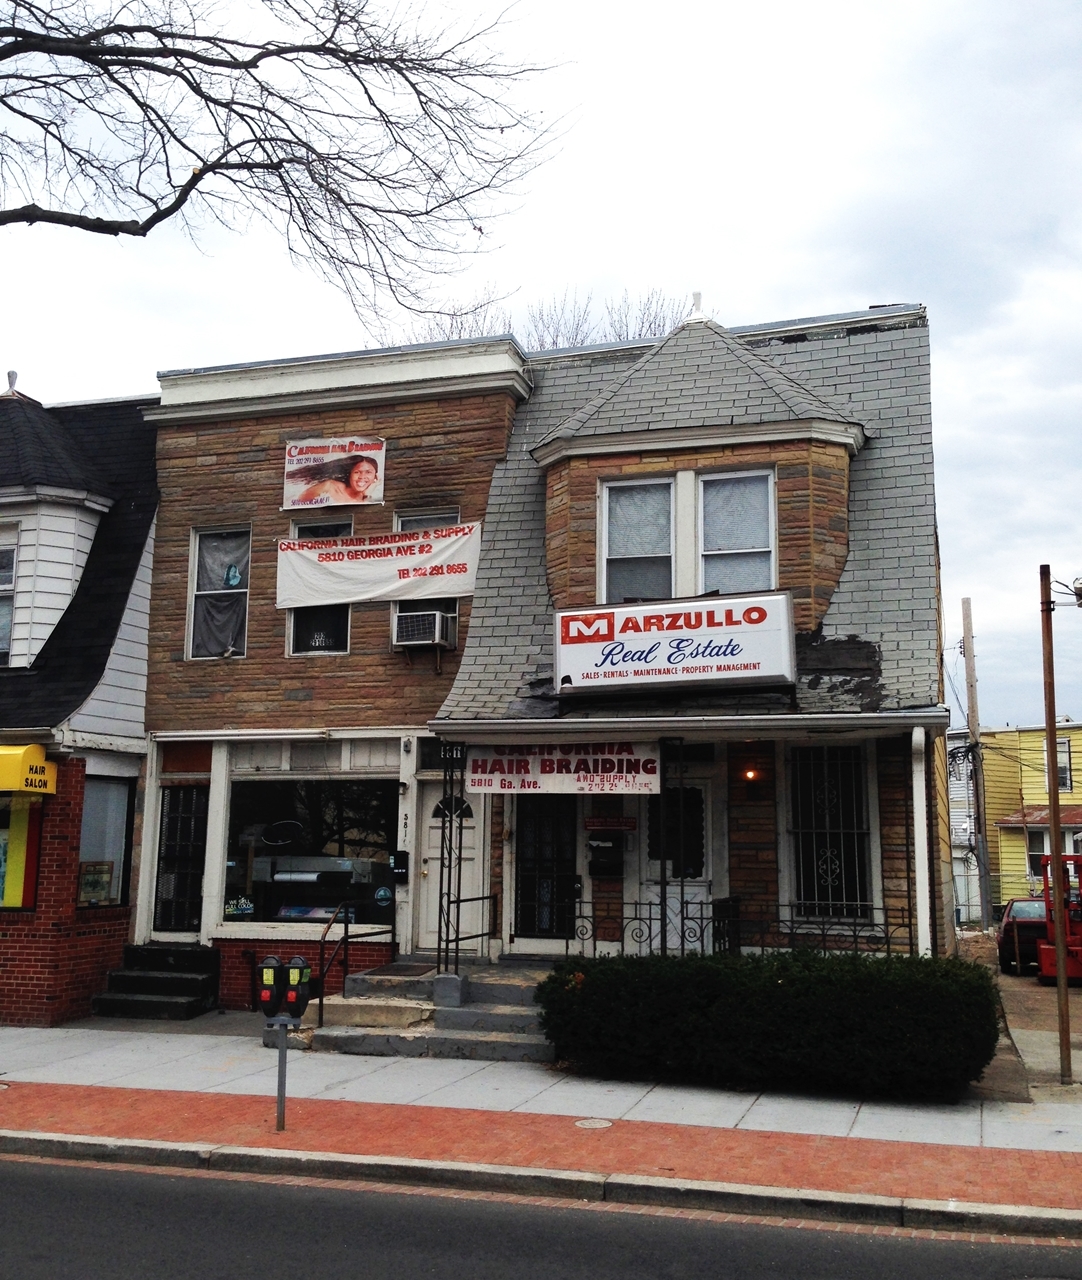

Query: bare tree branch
[{"left": 0, "top": 0, "right": 547, "bottom": 314}]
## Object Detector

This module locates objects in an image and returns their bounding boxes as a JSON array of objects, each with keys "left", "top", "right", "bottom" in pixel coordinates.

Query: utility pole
[
  {"left": 961, "top": 598, "right": 992, "bottom": 929},
  {"left": 1040, "top": 565, "right": 1072, "bottom": 1086}
]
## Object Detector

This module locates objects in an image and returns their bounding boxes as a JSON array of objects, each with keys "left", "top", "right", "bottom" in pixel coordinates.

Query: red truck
[{"left": 1035, "top": 853, "right": 1082, "bottom": 985}]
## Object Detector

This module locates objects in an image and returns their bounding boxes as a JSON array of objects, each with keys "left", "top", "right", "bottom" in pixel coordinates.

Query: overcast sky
[{"left": 6, "top": 0, "right": 1082, "bottom": 728}]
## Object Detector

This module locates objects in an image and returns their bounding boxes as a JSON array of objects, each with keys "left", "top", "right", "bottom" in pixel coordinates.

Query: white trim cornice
[
  {"left": 531, "top": 418, "right": 867, "bottom": 468},
  {"left": 146, "top": 339, "right": 532, "bottom": 425},
  {"left": 0, "top": 485, "right": 112, "bottom": 513}
]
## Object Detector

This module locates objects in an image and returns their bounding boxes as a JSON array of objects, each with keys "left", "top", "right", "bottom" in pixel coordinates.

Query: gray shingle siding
[{"left": 437, "top": 309, "right": 939, "bottom": 723}]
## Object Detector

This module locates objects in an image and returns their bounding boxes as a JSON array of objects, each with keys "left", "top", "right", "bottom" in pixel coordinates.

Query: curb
[{"left": 4, "top": 1128, "right": 1082, "bottom": 1237}]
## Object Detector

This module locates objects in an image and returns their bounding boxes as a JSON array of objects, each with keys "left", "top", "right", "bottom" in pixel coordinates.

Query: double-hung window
[
  {"left": 602, "top": 470, "right": 775, "bottom": 604},
  {"left": 603, "top": 481, "right": 673, "bottom": 603},
  {"left": 700, "top": 472, "right": 774, "bottom": 594},
  {"left": 0, "top": 530, "right": 14, "bottom": 666},
  {"left": 1048, "top": 738, "right": 1074, "bottom": 793},
  {"left": 190, "top": 529, "right": 251, "bottom": 659},
  {"left": 290, "top": 520, "right": 352, "bottom": 656}
]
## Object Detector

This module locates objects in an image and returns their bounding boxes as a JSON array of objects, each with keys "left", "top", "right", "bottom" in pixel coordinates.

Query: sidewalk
[{"left": 6, "top": 1021, "right": 1082, "bottom": 1234}]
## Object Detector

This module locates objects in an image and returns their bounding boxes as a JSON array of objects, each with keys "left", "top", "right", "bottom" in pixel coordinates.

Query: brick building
[
  {"left": 123, "top": 302, "right": 952, "bottom": 1009},
  {"left": 0, "top": 381, "right": 157, "bottom": 1024}
]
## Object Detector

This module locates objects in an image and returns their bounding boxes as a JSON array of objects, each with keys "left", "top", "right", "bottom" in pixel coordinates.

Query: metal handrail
[
  {"left": 316, "top": 901, "right": 396, "bottom": 1029},
  {"left": 439, "top": 892, "right": 498, "bottom": 973}
]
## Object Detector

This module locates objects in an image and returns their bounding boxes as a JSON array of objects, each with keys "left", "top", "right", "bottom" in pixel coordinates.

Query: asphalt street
[{"left": 4, "top": 1159, "right": 1082, "bottom": 1280}]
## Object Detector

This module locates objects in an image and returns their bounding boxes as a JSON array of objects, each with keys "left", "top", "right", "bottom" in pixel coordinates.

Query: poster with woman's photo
[{"left": 283, "top": 437, "right": 386, "bottom": 510}]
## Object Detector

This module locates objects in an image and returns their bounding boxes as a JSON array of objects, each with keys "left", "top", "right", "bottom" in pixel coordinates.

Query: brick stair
[
  {"left": 92, "top": 944, "right": 219, "bottom": 1020},
  {"left": 301, "top": 965, "right": 553, "bottom": 1061}
]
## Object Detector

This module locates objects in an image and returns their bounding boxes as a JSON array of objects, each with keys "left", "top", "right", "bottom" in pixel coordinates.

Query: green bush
[{"left": 536, "top": 951, "right": 999, "bottom": 1101}]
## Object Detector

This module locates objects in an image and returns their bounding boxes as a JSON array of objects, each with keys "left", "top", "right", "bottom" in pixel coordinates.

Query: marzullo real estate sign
[{"left": 554, "top": 593, "right": 795, "bottom": 692}]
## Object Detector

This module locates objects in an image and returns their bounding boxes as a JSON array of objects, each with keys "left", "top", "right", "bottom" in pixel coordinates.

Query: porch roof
[
  {"left": 430, "top": 706, "right": 949, "bottom": 745},
  {"left": 997, "top": 806, "right": 1082, "bottom": 828}
]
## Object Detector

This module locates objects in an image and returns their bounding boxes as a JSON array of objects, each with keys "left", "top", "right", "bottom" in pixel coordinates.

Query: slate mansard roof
[
  {"left": 0, "top": 396, "right": 159, "bottom": 732},
  {"left": 437, "top": 304, "right": 939, "bottom": 725}
]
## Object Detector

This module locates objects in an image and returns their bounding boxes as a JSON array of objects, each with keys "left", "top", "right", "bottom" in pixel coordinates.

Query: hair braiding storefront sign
[
  {"left": 466, "top": 743, "right": 660, "bottom": 794},
  {"left": 555, "top": 593, "right": 795, "bottom": 692}
]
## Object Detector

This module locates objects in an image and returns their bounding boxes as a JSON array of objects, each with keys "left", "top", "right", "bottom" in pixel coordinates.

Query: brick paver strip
[{"left": 2, "top": 1081, "right": 1081, "bottom": 1211}]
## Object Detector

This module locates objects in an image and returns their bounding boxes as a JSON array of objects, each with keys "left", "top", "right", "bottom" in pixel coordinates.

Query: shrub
[{"left": 536, "top": 951, "right": 999, "bottom": 1101}]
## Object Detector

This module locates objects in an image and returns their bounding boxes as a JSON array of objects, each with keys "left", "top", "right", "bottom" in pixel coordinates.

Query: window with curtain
[
  {"left": 604, "top": 482, "right": 672, "bottom": 603},
  {"left": 701, "top": 472, "right": 773, "bottom": 594},
  {"left": 190, "top": 529, "right": 251, "bottom": 658}
]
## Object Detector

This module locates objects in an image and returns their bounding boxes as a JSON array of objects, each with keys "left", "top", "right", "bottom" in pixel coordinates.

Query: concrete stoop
[{"left": 286, "top": 965, "right": 554, "bottom": 1062}]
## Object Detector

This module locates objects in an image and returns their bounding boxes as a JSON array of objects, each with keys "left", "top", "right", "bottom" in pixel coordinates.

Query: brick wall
[
  {"left": 726, "top": 742, "right": 779, "bottom": 909},
  {"left": 0, "top": 758, "right": 132, "bottom": 1026},
  {"left": 544, "top": 439, "right": 850, "bottom": 632},
  {"left": 147, "top": 392, "right": 516, "bottom": 733},
  {"left": 214, "top": 937, "right": 393, "bottom": 1011}
]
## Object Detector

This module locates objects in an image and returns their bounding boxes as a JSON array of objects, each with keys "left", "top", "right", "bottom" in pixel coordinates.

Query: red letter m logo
[{"left": 560, "top": 612, "right": 615, "bottom": 645}]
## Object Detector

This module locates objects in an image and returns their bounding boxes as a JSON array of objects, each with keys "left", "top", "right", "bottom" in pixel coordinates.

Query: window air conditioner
[{"left": 393, "top": 610, "right": 456, "bottom": 649}]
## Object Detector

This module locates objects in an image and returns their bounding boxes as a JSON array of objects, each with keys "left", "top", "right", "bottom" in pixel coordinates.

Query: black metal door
[
  {"left": 154, "top": 785, "right": 209, "bottom": 931},
  {"left": 514, "top": 795, "right": 578, "bottom": 938}
]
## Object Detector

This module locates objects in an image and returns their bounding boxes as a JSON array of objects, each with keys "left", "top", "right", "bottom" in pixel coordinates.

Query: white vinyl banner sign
[
  {"left": 282, "top": 437, "right": 386, "bottom": 510},
  {"left": 276, "top": 523, "right": 481, "bottom": 608},
  {"left": 466, "top": 743, "right": 660, "bottom": 794},
  {"left": 554, "top": 593, "right": 796, "bottom": 692}
]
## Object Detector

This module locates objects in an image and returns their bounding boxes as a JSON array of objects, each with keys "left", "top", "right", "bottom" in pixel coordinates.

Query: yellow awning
[{"left": 0, "top": 744, "right": 57, "bottom": 794}]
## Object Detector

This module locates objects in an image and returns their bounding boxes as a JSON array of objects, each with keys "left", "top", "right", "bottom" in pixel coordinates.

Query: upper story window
[
  {"left": 602, "top": 471, "right": 775, "bottom": 604},
  {"left": 700, "top": 472, "right": 773, "bottom": 594},
  {"left": 0, "top": 531, "right": 15, "bottom": 667},
  {"left": 1047, "top": 737, "right": 1073, "bottom": 792},
  {"left": 190, "top": 528, "right": 250, "bottom": 659},
  {"left": 603, "top": 481, "right": 672, "bottom": 603},
  {"left": 395, "top": 508, "right": 460, "bottom": 534},
  {"left": 290, "top": 519, "right": 352, "bottom": 656}
]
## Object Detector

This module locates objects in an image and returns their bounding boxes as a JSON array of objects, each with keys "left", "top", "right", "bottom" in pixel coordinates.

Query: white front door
[
  {"left": 418, "top": 782, "right": 483, "bottom": 953},
  {"left": 638, "top": 783, "right": 713, "bottom": 953}
]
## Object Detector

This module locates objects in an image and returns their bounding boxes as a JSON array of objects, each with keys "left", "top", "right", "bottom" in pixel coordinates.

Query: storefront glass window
[
  {"left": 224, "top": 779, "right": 398, "bottom": 923},
  {"left": 78, "top": 777, "right": 134, "bottom": 905}
]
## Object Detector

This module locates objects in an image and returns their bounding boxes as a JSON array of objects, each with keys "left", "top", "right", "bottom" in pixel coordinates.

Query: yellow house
[{"left": 984, "top": 720, "right": 1082, "bottom": 901}]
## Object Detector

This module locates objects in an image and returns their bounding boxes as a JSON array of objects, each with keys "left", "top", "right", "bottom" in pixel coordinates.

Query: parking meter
[
  {"left": 258, "top": 955, "right": 284, "bottom": 1016},
  {"left": 283, "top": 956, "right": 311, "bottom": 1018}
]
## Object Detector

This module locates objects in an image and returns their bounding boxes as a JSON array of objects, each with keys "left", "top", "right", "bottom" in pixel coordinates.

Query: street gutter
[{"left": 3, "top": 1128, "right": 1082, "bottom": 1238}]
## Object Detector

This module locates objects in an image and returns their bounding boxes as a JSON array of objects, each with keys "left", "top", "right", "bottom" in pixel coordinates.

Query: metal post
[
  {"left": 658, "top": 742, "right": 669, "bottom": 957},
  {"left": 276, "top": 1021, "right": 288, "bottom": 1131},
  {"left": 1040, "top": 564, "right": 1072, "bottom": 1086},
  {"left": 962, "top": 598, "right": 992, "bottom": 929}
]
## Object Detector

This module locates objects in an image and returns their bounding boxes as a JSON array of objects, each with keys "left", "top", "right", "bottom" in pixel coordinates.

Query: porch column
[{"left": 912, "top": 727, "right": 932, "bottom": 956}]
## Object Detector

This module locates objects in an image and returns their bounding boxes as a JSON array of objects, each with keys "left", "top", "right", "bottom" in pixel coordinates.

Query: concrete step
[
  {"left": 311, "top": 1025, "right": 554, "bottom": 1062},
  {"left": 123, "top": 944, "right": 219, "bottom": 976},
  {"left": 468, "top": 973, "right": 547, "bottom": 1006},
  {"left": 343, "top": 972, "right": 435, "bottom": 1000},
  {"left": 106, "top": 969, "right": 215, "bottom": 999},
  {"left": 91, "top": 992, "right": 208, "bottom": 1021},
  {"left": 301, "top": 995, "right": 433, "bottom": 1030},
  {"left": 434, "top": 1004, "right": 541, "bottom": 1034}
]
